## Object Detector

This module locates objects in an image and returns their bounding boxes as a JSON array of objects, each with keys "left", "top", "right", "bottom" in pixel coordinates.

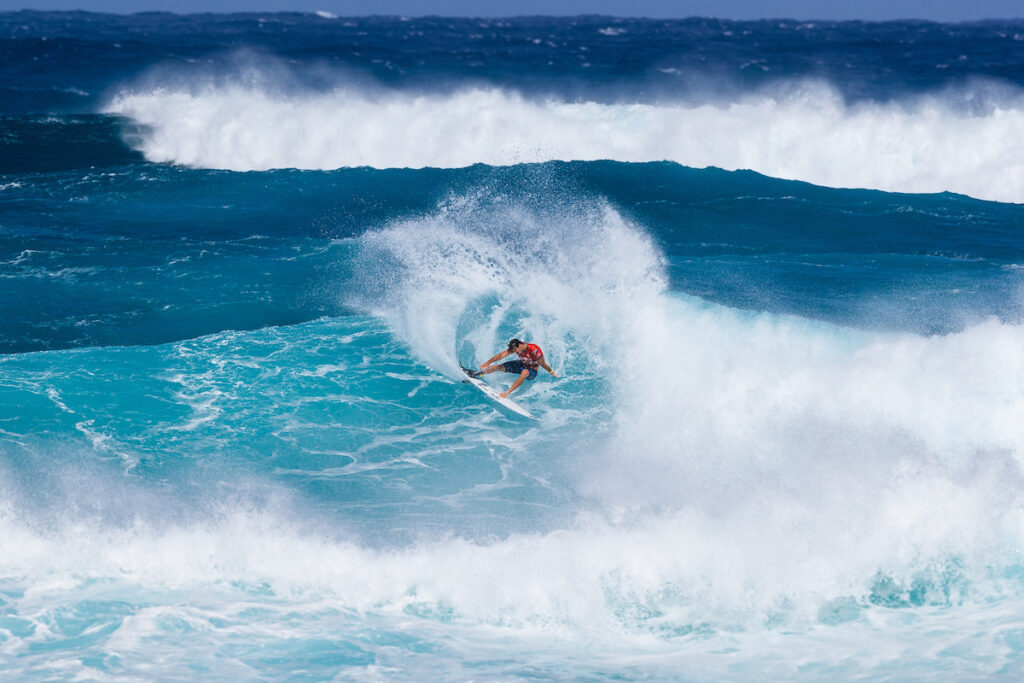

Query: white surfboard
[{"left": 461, "top": 367, "right": 538, "bottom": 420}]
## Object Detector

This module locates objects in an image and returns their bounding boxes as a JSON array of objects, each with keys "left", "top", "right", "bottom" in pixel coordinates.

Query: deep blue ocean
[{"left": 4, "top": 10, "right": 1024, "bottom": 679}]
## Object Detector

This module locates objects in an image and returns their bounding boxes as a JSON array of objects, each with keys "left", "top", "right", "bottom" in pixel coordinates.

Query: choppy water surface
[{"left": 4, "top": 11, "right": 1024, "bottom": 680}]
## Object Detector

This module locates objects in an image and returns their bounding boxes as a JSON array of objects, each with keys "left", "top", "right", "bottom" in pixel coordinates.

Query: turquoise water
[{"left": 5, "top": 11, "right": 1024, "bottom": 679}]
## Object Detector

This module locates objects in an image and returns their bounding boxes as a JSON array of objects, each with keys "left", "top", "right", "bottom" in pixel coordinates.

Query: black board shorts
[{"left": 502, "top": 360, "right": 538, "bottom": 380}]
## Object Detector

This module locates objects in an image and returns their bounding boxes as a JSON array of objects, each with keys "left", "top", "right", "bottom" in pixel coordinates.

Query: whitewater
[
  {"left": 106, "top": 79, "right": 1024, "bottom": 202},
  {"left": 4, "top": 11, "right": 1024, "bottom": 680}
]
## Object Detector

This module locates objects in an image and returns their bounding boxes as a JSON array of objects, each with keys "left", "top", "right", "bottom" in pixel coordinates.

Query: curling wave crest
[
  {"left": 335, "top": 189, "right": 1024, "bottom": 631},
  {"left": 105, "top": 80, "right": 1024, "bottom": 202}
]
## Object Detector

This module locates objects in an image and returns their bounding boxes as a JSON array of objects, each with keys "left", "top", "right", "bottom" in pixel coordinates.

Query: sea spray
[
  {"left": 106, "top": 78, "right": 1024, "bottom": 202},
  {"left": 348, "top": 183, "right": 665, "bottom": 382}
]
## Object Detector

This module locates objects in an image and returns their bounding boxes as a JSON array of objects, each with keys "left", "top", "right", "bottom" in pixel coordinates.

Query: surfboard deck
[{"left": 460, "top": 366, "right": 539, "bottom": 420}]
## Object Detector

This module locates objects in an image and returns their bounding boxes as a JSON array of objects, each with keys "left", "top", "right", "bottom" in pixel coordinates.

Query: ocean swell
[{"left": 104, "top": 78, "right": 1024, "bottom": 203}]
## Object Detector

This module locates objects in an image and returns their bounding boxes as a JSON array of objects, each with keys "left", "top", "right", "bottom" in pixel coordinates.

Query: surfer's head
[{"left": 508, "top": 338, "right": 524, "bottom": 353}]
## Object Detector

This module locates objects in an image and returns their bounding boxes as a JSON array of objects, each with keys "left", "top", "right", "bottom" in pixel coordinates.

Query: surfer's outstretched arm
[
  {"left": 538, "top": 358, "right": 559, "bottom": 378},
  {"left": 481, "top": 349, "right": 510, "bottom": 372}
]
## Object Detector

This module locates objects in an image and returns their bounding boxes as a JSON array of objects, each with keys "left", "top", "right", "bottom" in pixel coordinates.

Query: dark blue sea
[{"left": 4, "top": 10, "right": 1024, "bottom": 679}]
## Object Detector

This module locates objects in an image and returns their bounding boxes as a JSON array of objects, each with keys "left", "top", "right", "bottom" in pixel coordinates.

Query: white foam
[
  {"left": 356, "top": 190, "right": 1024, "bottom": 479},
  {"left": 352, "top": 192, "right": 663, "bottom": 384},
  {"left": 335, "top": 192, "right": 1024, "bottom": 631},
  {"left": 0, "top": 474, "right": 1020, "bottom": 639},
  {"left": 104, "top": 77, "right": 1024, "bottom": 202},
  {"left": 6, "top": 188, "right": 1024, "bottom": 668},
  {"left": 585, "top": 303, "right": 1024, "bottom": 509}
]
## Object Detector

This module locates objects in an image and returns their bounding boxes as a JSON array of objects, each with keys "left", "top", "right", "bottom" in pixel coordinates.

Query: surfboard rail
[{"left": 460, "top": 365, "right": 539, "bottom": 420}]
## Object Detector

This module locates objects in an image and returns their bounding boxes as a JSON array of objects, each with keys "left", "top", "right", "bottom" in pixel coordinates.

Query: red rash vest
[{"left": 518, "top": 343, "right": 543, "bottom": 369}]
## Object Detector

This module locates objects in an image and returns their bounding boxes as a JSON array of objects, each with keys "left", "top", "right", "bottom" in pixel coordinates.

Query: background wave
[{"left": 104, "top": 78, "right": 1024, "bottom": 203}]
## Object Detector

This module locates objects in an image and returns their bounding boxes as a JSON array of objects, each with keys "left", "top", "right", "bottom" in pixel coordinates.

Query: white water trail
[{"left": 339, "top": 189, "right": 1024, "bottom": 629}]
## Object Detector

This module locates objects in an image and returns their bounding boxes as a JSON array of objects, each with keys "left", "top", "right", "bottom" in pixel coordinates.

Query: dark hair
[{"left": 507, "top": 338, "right": 523, "bottom": 351}]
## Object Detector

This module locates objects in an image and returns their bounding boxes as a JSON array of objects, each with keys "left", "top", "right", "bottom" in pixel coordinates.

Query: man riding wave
[{"left": 474, "top": 338, "right": 559, "bottom": 398}]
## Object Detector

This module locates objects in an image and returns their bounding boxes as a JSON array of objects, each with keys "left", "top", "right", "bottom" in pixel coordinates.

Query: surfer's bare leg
[
  {"left": 479, "top": 364, "right": 504, "bottom": 375},
  {"left": 500, "top": 370, "right": 530, "bottom": 398}
]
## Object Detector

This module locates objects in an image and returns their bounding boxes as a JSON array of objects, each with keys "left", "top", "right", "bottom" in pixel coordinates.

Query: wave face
[{"left": 6, "top": 11, "right": 1024, "bottom": 681}]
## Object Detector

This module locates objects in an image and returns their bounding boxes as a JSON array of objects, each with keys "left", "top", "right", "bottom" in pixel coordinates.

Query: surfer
[{"left": 476, "top": 338, "right": 559, "bottom": 398}]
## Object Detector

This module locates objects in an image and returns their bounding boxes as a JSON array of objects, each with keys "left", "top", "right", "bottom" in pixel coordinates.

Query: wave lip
[{"left": 104, "top": 79, "right": 1024, "bottom": 203}]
